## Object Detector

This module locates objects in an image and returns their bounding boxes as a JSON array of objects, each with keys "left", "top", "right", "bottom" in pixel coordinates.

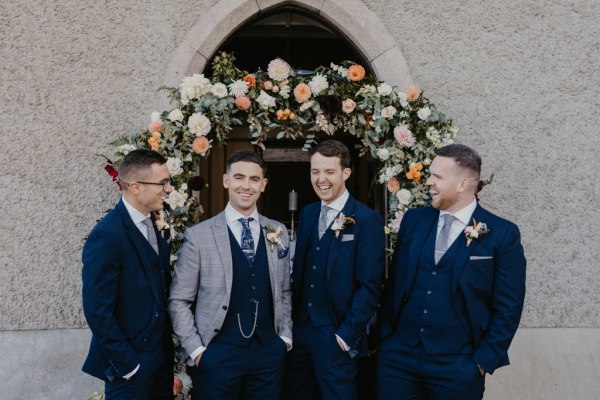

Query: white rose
[
  {"left": 117, "top": 144, "right": 137, "bottom": 155},
  {"left": 279, "top": 85, "right": 291, "bottom": 99},
  {"left": 150, "top": 111, "right": 161, "bottom": 122},
  {"left": 256, "top": 90, "right": 276, "bottom": 110},
  {"left": 211, "top": 82, "right": 228, "bottom": 98},
  {"left": 377, "top": 83, "right": 393, "bottom": 96},
  {"left": 180, "top": 73, "right": 212, "bottom": 105},
  {"left": 178, "top": 183, "right": 188, "bottom": 194},
  {"left": 168, "top": 109, "right": 184, "bottom": 122},
  {"left": 418, "top": 106, "right": 431, "bottom": 121},
  {"left": 380, "top": 106, "right": 397, "bottom": 120},
  {"left": 267, "top": 58, "right": 291, "bottom": 81},
  {"left": 228, "top": 80, "right": 249, "bottom": 97},
  {"left": 309, "top": 73, "right": 329, "bottom": 95},
  {"left": 165, "top": 190, "right": 187, "bottom": 209},
  {"left": 376, "top": 148, "right": 390, "bottom": 161},
  {"left": 166, "top": 157, "right": 183, "bottom": 176},
  {"left": 188, "top": 112, "right": 211, "bottom": 136},
  {"left": 396, "top": 189, "right": 412, "bottom": 205},
  {"left": 397, "top": 91, "right": 409, "bottom": 108}
]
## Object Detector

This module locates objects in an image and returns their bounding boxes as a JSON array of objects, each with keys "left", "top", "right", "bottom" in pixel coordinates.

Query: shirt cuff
[
  {"left": 280, "top": 335, "right": 293, "bottom": 351},
  {"left": 335, "top": 334, "right": 350, "bottom": 351},
  {"left": 190, "top": 345, "right": 207, "bottom": 363},
  {"left": 122, "top": 364, "right": 140, "bottom": 380}
]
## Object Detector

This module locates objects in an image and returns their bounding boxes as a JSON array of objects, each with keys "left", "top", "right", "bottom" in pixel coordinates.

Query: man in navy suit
[
  {"left": 284, "top": 140, "right": 385, "bottom": 400},
  {"left": 378, "top": 144, "right": 526, "bottom": 400},
  {"left": 82, "top": 149, "right": 174, "bottom": 399}
]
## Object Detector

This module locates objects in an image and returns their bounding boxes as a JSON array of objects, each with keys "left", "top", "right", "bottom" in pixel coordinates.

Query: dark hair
[
  {"left": 436, "top": 143, "right": 481, "bottom": 176},
  {"left": 226, "top": 150, "right": 266, "bottom": 176},
  {"left": 312, "top": 140, "right": 351, "bottom": 169},
  {"left": 118, "top": 149, "right": 167, "bottom": 183}
]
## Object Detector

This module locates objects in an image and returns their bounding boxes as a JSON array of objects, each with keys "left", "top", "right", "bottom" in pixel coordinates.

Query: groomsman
[
  {"left": 284, "top": 140, "right": 385, "bottom": 400},
  {"left": 378, "top": 143, "right": 526, "bottom": 400},
  {"left": 169, "top": 150, "right": 292, "bottom": 400},
  {"left": 82, "top": 149, "right": 174, "bottom": 399}
]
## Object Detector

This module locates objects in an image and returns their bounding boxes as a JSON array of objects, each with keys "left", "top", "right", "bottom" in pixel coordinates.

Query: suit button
[
  {"left": 312, "top": 266, "right": 317, "bottom": 270},
  {"left": 432, "top": 271, "right": 437, "bottom": 275},
  {"left": 154, "top": 312, "right": 159, "bottom": 317},
  {"left": 427, "top": 290, "right": 432, "bottom": 295},
  {"left": 423, "top": 309, "right": 428, "bottom": 314},
  {"left": 419, "top": 328, "right": 424, "bottom": 332},
  {"left": 308, "top": 303, "right": 313, "bottom": 307},
  {"left": 223, "top": 305, "right": 228, "bottom": 310},
  {"left": 143, "top": 338, "right": 148, "bottom": 342},
  {"left": 316, "top": 247, "right": 320, "bottom": 251},
  {"left": 214, "top": 329, "right": 220, "bottom": 332},
  {"left": 402, "top": 297, "right": 407, "bottom": 303},
  {"left": 310, "top": 284, "right": 314, "bottom": 288}
]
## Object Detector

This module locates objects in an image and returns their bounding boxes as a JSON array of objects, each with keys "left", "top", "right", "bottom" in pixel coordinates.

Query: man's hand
[
  {"left": 194, "top": 353, "right": 202, "bottom": 366},
  {"left": 478, "top": 365, "right": 485, "bottom": 376}
]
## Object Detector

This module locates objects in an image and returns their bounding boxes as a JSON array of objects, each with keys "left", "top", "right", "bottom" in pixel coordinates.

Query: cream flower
[
  {"left": 168, "top": 109, "right": 184, "bottom": 122},
  {"left": 188, "top": 112, "right": 211, "bottom": 136},
  {"left": 418, "top": 106, "right": 431, "bottom": 120},
  {"left": 228, "top": 80, "right": 249, "bottom": 97},
  {"left": 376, "top": 148, "right": 391, "bottom": 161},
  {"left": 396, "top": 188, "right": 412, "bottom": 205},
  {"left": 166, "top": 157, "right": 183, "bottom": 176},
  {"left": 394, "top": 124, "right": 415, "bottom": 147},
  {"left": 256, "top": 90, "right": 276, "bottom": 110},
  {"left": 165, "top": 190, "right": 187, "bottom": 209},
  {"left": 210, "top": 82, "right": 228, "bottom": 98},
  {"left": 380, "top": 106, "right": 397, "bottom": 120},
  {"left": 377, "top": 83, "right": 393, "bottom": 96},
  {"left": 117, "top": 144, "right": 137, "bottom": 155},
  {"left": 342, "top": 99, "right": 356, "bottom": 114},
  {"left": 309, "top": 73, "right": 329, "bottom": 95},
  {"left": 180, "top": 73, "right": 212, "bottom": 105},
  {"left": 267, "top": 58, "right": 291, "bottom": 81}
]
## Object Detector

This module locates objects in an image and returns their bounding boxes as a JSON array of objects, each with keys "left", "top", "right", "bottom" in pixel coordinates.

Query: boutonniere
[
  {"left": 330, "top": 212, "right": 355, "bottom": 238},
  {"left": 265, "top": 225, "right": 286, "bottom": 251},
  {"left": 464, "top": 218, "right": 489, "bottom": 246}
]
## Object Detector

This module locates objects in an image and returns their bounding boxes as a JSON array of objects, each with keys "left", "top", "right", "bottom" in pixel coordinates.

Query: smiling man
[
  {"left": 169, "top": 150, "right": 292, "bottom": 400},
  {"left": 82, "top": 149, "right": 174, "bottom": 399},
  {"left": 378, "top": 143, "right": 527, "bottom": 400},
  {"left": 283, "top": 140, "right": 385, "bottom": 400}
]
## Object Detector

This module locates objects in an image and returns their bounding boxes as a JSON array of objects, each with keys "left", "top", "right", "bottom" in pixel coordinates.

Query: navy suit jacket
[
  {"left": 379, "top": 204, "right": 526, "bottom": 374},
  {"left": 292, "top": 195, "right": 385, "bottom": 354},
  {"left": 82, "top": 199, "right": 171, "bottom": 381}
]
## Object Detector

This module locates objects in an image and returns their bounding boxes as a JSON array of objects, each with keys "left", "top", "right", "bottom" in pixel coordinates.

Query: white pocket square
[
  {"left": 470, "top": 256, "right": 493, "bottom": 260},
  {"left": 341, "top": 234, "right": 354, "bottom": 242}
]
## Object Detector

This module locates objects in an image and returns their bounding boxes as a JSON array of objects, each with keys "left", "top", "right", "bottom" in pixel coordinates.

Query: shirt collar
[
  {"left": 122, "top": 196, "right": 150, "bottom": 225},
  {"left": 439, "top": 197, "right": 478, "bottom": 226},
  {"left": 225, "top": 202, "right": 260, "bottom": 224},
  {"left": 322, "top": 189, "right": 349, "bottom": 213}
]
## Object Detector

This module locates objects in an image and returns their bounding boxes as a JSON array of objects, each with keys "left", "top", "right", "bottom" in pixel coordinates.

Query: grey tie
[
  {"left": 318, "top": 205, "right": 331, "bottom": 239},
  {"left": 434, "top": 214, "right": 455, "bottom": 264},
  {"left": 142, "top": 218, "right": 159, "bottom": 254}
]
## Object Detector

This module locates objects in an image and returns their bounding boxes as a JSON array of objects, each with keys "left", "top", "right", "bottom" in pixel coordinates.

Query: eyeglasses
[{"left": 135, "top": 178, "right": 172, "bottom": 191}]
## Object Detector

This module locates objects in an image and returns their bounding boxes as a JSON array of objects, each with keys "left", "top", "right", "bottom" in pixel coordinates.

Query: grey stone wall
[{"left": 0, "top": 0, "right": 598, "bottom": 333}]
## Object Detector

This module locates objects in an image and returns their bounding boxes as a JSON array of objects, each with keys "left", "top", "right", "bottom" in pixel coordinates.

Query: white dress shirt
[{"left": 437, "top": 197, "right": 478, "bottom": 248}]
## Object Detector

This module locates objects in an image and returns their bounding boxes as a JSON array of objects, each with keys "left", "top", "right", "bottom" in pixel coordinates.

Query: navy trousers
[
  {"left": 377, "top": 335, "right": 485, "bottom": 400},
  {"left": 284, "top": 321, "right": 358, "bottom": 400},
  {"left": 193, "top": 335, "right": 287, "bottom": 400},
  {"left": 104, "top": 345, "right": 173, "bottom": 400}
]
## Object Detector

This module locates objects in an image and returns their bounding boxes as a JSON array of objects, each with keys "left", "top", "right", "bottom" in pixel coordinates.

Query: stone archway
[{"left": 162, "top": 0, "right": 413, "bottom": 94}]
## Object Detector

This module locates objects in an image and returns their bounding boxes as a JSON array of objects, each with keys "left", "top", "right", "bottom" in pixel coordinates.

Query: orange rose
[
  {"left": 192, "top": 136, "right": 210, "bottom": 155},
  {"left": 406, "top": 162, "right": 423, "bottom": 181},
  {"left": 387, "top": 178, "right": 400, "bottom": 193},
  {"left": 148, "top": 120, "right": 163, "bottom": 134},
  {"left": 243, "top": 74, "right": 256, "bottom": 88},
  {"left": 148, "top": 137, "right": 160, "bottom": 151},
  {"left": 293, "top": 83, "right": 312, "bottom": 103},
  {"left": 151, "top": 131, "right": 161, "bottom": 139},
  {"left": 347, "top": 64, "right": 366, "bottom": 81},
  {"left": 235, "top": 96, "right": 251, "bottom": 111},
  {"left": 405, "top": 86, "right": 421, "bottom": 102}
]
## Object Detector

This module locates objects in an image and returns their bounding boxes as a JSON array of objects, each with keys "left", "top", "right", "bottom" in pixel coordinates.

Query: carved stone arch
[{"left": 162, "top": 0, "right": 413, "bottom": 92}]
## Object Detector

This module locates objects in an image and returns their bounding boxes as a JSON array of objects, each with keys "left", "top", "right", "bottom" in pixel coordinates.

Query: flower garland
[{"left": 105, "top": 52, "right": 457, "bottom": 256}]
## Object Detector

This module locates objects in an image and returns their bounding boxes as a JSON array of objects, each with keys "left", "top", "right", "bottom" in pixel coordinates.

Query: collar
[
  {"left": 225, "top": 202, "right": 260, "bottom": 223},
  {"left": 439, "top": 197, "right": 477, "bottom": 226},
  {"left": 322, "top": 189, "right": 349, "bottom": 213},
  {"left": 122, "top": 196, "right": 150, "bottom": 224}
]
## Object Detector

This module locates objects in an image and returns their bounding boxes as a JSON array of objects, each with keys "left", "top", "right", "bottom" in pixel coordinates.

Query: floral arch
[{"left": 105, "top": 52, "right": 457, "bottom": 258}]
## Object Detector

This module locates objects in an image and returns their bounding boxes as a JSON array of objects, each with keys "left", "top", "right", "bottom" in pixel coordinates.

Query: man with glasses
[{"left": 82, "top": 149, "right": 174, "bottom": 399}]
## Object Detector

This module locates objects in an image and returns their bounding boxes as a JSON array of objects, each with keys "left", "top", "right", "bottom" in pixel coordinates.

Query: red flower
[{"left": 104, "top": 163, "right": 122, "bottom": 190}]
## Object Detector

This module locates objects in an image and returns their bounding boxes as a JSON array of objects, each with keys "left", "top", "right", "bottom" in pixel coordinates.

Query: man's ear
[
  {"left": 342, "top": 167, "right": 352, "bottom": 181},
  {"left": 223, "top": 173, "right": 229, "bottom": 189}
]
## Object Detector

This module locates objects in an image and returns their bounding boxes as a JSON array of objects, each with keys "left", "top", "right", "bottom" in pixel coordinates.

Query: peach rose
[
  {"left": 406, "top": 162, "right": 423, "bottom": 181},
  {"left": 243, "top": 74, "right": 256, "bottom": 88},
  {"left": 387, "top": 177, "right": 400, "bottom": 193},
  {"left": 148, "top": 137, "right": 160, "bottom": 151},
  {"left": 235, "top": 96, "right": 251, "bottom": 111},
  {"left": 148, "top": 120, "right": 163, "bottom": 134},
  {"left": 263, "top": 81, "right": 273, "bottom": 90},
  {"left": 347, "top": 64, "right": 366, "bottom": 81},
  {"left": 192, "top": 136, "right": 210, "bottom": 155},
  {"left": 342, "top": 99, "right": 357, "bottom": 114},
  {"left": 405, "top": 86, "right": 421, "bottom": 102},
  {"left": 293, "top": 83, "right": 312, "bottom": 103},
  {"left": 151, "top": 131, "right": 161, "bottom": 139}
]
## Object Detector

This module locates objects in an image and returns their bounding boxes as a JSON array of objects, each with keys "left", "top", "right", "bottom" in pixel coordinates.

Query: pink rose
[
  {"left": 393, "top": 124, "right": 415, "bottom": 147},
  {"left": 235, "top": 96, "right": 251, "bottom": 111},
  {"left": 342, "top": 99, "right": 356, "bottom": 114},
  {"left": 293, "top": 83, "right": 312, "bottom": 103}
]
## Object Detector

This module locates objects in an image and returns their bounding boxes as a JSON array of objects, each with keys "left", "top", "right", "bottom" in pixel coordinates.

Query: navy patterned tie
[{"left": 239, "top": 217, "right": 255, "bottom": 264}]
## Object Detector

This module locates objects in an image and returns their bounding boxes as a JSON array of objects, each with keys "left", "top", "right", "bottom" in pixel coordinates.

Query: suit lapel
[
  {"left": 452, "top": 204, "right": 486, "bottom": 291},
  {"left": 293, "top": 203, "right": 319, "bottom": 280},
  {"left": 326, "top": 196, "right": 356, "bottom": 282},
  {"left": 403, "top": 207, "right": 439, "bottom": 295},
  {"left": 116, "top": 200, "right": 161, "bottom": 306},
  {"left": 258, "top": 215, "right": 279, "bottom": 299},
  {"left": 212, "top": 212, "right": 233, "bottom": 298}
]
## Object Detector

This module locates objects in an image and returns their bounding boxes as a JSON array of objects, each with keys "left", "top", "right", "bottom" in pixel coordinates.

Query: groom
[
  {"left": 378, "top": 143, "right": 526, "bottom": 400},
  {"left": 169, "top": 150, "right": 292, "bottom": 400}
]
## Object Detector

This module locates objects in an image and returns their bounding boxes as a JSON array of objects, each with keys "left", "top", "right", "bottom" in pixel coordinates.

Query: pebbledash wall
[{"left": 0, "top": 0, "right": 598, "bottom": 398}]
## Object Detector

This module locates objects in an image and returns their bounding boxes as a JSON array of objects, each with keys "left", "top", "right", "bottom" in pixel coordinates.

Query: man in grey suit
[{"left": 169, "top": 150, "right": 292, "bottom": 400}]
